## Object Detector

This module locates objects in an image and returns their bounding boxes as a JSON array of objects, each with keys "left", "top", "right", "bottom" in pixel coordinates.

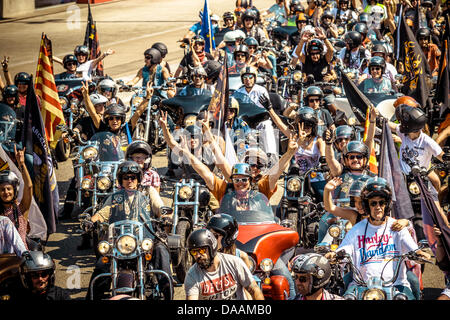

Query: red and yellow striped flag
[
  {"left": 35, "top": 33, "right": 65, "bottom": 142},
  {"left": 363, "top": 106, "right": 378, "bottom": 175}
]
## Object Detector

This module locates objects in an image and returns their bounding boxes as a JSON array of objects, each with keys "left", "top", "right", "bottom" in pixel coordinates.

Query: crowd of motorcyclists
[{"left": 0, "top": 0, "right": 449, "bottom": 302}]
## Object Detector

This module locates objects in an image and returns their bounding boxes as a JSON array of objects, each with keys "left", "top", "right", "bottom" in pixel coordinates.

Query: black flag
[
  {"left": 84, "top": 3, "right": 103, "bottom": 76},
  {"left": 397, "top": 14, "right": 431, "bottom": 109},
  {"left": 378, "top": 119, "right": 414, "bottom": 220},
  {"left": 435, "top": 15, "right": 449, "bottom": 116},
  {"left": 339, "top": 67, "right": 371, "bottom": 124},
  {"left": 20, "top": 77, "right": 57, "bottom": 236}
]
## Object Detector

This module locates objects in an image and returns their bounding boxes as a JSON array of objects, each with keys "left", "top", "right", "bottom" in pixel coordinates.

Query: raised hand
[
  {"left": 1, "top": 56, "right": 9, "bottom": 72},
  {"left": 258, "top": 94, "right": 272, "bottom": 111},
  {"left": 325, "top": 177, "right": 343, "bottom": 191},
  {"left": 14, "top": 144, "right": 25, "bottom": 167}
]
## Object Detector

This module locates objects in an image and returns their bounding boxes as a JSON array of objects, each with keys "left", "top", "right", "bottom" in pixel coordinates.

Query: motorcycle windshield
[
  {"left": 162, "top": 94, "right": 212, "bottom": 116},
  {"left": 90, "top": 131, "right": 124, "bottom": 162},
  {"left": 219, "top": 190, "right": 275, "bottom": 225},
  {"left": 0, "top": 103, "right": 17, "bottom": 142}
]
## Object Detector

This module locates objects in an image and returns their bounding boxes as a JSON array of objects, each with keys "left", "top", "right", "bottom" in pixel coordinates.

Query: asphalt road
[{"left": 2, "top": 0, "right": 446, "bottom": 300}]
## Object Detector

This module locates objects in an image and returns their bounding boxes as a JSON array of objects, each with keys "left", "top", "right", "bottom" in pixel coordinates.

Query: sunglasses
[
  {"left": 194, "top": 41, "right": 205, "bottom": 46},
  {"left": 101, "top": 87, "right": 115, "bottom": 92},
  {"left": 370, "top": 67, "right": 382, "bottom": 71},
  {"left": 309, "top": 98, "right": 320, "bottom": 103},
  {"left": 190, "top": 247, "right": 207, "bottom": 257},
  {"left": 369, "top": 200, "right": 386, "bottom": 207},
  {"left": 108, "top": 116, "right": 122, "bottom": 121},
  {"left": 242, "top": 74, "right": 254, "bottom": 80},
  {"left": 248, "top": 46, "right": 257, "bottom": 50},
  {"left": 145, "top": 55, "right": 152, "bottom": 60},
  {"left": 66, "top": 62, "right": 77, "bottom": 66},
  {"left": 122, "top": 174, "right": 138, "bottom": 181},
  {"left": 233, "top": 177, "right": 249, "bottom": 184},
  {"left": 294, "top": 274, "right": 309, "bottom": 282},
  {"left": 336, "top": 137, "right": 350, "bottom": 143},
  {"left": 121, "top": 165, "right": 140, "bottom": 174},
  {"left": 250, "top": 163, "right": 264, "bottom": 169},
  {"left": 300, "top": 122, "right": 314, "bottom": 129},
  {"left": 346, "top": 154, "right": 364, "bottom": 160},
  {"left": 29, "top": 270, "right": 52, "bottom": 279}
]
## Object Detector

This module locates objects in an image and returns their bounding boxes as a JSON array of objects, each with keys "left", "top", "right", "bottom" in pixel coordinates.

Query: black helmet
[
  {"left": 2, "top": 85, "right": 19, "bottom": 105},
  {"left": 304, "top": 86, "right": 324, "bottom": 102},
  {"left": 321, "top": 9, "right": 334, "bottom": 22},
  {"left": 292, "top": 4, "right": 305, "bottom": 14},
  {"left": 368, "top": 56, "right": 386, "bottom": 73},
  {"left": 353, "top": 22, "right": 368, "bottom": 38},
  {"left": 14, "top": 72, "right": 32, "bottom": 86},
  {"left": 371, "top": 44, "right": 387, "bottom": 57},
  {"left": 203, "top": 60, "right": 222, "bottom": 82},
  {"left": 344, "top": 31, "right": 363, "bottom": 49},
  {"left": 144, "top": 48, "right": 162, "bottom": 64},
  {"left": 63, "top": 54, "right": 78, "bottom": 69},
  {"left": 307, "top": 39, "right": 325, "bottom": 54},
  {"left": 343, "top": 140, "right": 369, "bottom": 159},
  {"left": 290, "top": 0, "right": 301, "bottom": 9},
  {"left": 187, "top": 229, "right": 218, "bottom": 264},
  {"left": 126, "top": 140, "right": 152, "bottom": 168},
  {"left": 207, "top": 213, "right": 239, "bottom": 249},
  {"left": 244, "top": 37, "right": 259, "bottom": 47},
  {"left": 117, "top": 160, "right": 143, "bottom": 184},
  {"left": 234, "top": 44, "right": 250, "bottom": 59},
  {"left": 104, "top": 103, "right": 126, "bottom": 123},
  {"left": 191, "top": 66, "right": 208, "bottom": 79},
  {"left": 358, "top": 12, "right": 370, "bottom": 24},
  {"left": 291, "top": 253, "right": 332, "bottom": 292},
  {"left": 296, "top": 107, "right": 318, "bottom": 136},
  {"left": 395, "top": 104, "right": 427, "bottom": 134},
  {"left": 192, "top": 35, "right": 206, "bottom": 45},
  {"left": 416, "top": 27, "right": 431, "bottom": 40},
  {"left": 349, "top": 178, "right": 367, "bottom": 198},
  {"left": 223, "top": 11, "right": 235, "bottom": 21},
  {"left": 185, "top": 125, "right": 203, "bottom": 137},
  {"left": 0, "top": 170, "right": 20, "bottom": 200},
  {"left": 74, "top": 45, "right": 89, "bottom": 56},
  {"left": 151, "top": 42, "right": 168, "bottom": 57},
  {"left": 19, "top": 251, "right": 56, "bottom": 291},
  {"left": 335, "top": 125, "right": 355, "bottom": 140},
  {"left": 242, "top": 8, "right": 257, "bottom": 21},
  {"left": 360, "top": 177, "right": 392, "bottom": 216}
]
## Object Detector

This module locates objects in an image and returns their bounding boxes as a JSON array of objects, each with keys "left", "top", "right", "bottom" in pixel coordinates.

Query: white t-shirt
[
  {"left": 184, "top": 252, "right": 254, "bottom": 300},
  {"left": 363, "top": 62, "right": 398, "bottom": 82},
  {"left": 338, "top": 217, "right": 418, "bottom": 288},
  {"left": 77, "top": 60, "right": 96, "bottom": 80},
  {"left": 233, "top": 84, "right": 269, "bottom": 109},
  {"left": 396, "top": 126, "right": 443, "bottom": 174}
]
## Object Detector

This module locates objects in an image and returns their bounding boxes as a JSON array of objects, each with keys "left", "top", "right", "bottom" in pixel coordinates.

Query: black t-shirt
[
  {"left": 74, "top": 116, "right": 100, "bottom": 141},
  {"left": 179, "top": 52, "right": 214, "bottom": 70},
  {"left": 302, "top": 55, "right": 332, "bottom": 82}
]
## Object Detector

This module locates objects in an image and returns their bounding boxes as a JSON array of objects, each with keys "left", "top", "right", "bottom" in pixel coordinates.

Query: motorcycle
[
  {"left": 118, "top": 82, "right": 169, "bottom": 153},
  {"left": 80, "top": 195, "right": 173, "bottom": 300},
  {"left": 160, "top": 93, "right": 212, "bottom": 128},
  {"left": 219, "top": 190, "right": 299, "bottom": 300},
  {"left": 280, "top": 162, "right": 328, "bottom": 249},
  {"left": 169, "top": 178, "right": 214, "bottom": 283},
  {"left": 74, "top": 131, "right": 124, "bottom": 256},
  {"left": 338, "top": 245, "right": 432, "bottom": 300}
]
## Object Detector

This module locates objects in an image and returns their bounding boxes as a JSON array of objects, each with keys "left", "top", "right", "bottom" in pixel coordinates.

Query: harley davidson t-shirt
[
  {"left": 338, "top": 217, "right": 418, "bottom": 288},
  {"left": 184, "top": 252, "right": 254, "bottom": 300}
]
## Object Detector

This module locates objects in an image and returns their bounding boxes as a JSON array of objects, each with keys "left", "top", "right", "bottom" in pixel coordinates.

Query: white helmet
[
  {"left": 89, "top": 93, "right": 108, "bottom": 106},
  {"left": 210, "top": 14, "right": 220, "bottom": 22},
  {"left": 97, "top": 78, "right": 117, "bottom": 97},
  {"left": 234, "top": 29, "right": 246, "bottom": 40},
  {"left": 224, "top": 30, "right": 237, "bottom": 42}
]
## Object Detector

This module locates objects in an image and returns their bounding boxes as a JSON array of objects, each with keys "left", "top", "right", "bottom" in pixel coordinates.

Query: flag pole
[{"left": 378, "top": 117, "right": 387, "bottom": 177}]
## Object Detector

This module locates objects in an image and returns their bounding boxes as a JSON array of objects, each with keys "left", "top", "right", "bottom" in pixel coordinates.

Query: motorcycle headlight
[
  {"left": 60, "top": 97, "right": 69, "bottom": 110},
  {"left": 179, "top": 185, "right": 193, "bottom": 200},
  {"left": 247, "top": 255, "right": 256, "bottom": 273},
  {"left": 117, "top": 235, "right": 137, "bottom": 255},
  {"left": 81, "top": 176, "right": 92, "bottom": 190},
  {"left": 97, "top": 241, "right": 111, "bottom": 255},
  {"left": 82, "top": 146, "right": 98, "bottom": 161},
  {"left": 293, "top": 71, "right": 302, "bottom": 82},
  {"left": 408, "top": 182, "right": 420, "bottom": 195},
  {"left": 328, "top": 225, "right": 341, "bottom": 238},
  {"left": 345, "top": 221, "right": 353, "bottom": 233},
  {"left": 260, "top": 258, "right": 274, "bottom": 273},
  {"left": 97, "top": 176, "right": 111, "bottom": 191},
  {"left": 141, "top": 238, "right": 153, "bottom": 252},
  {"left": 131, "top": 96, "right": 144, "bottom": 107},
  {"left": 287, "top": 177, "right": 301, "bottom": 192},
  {"left": 362, "top": 289, "right": 386, "bottom": 300},
  {"left": 393, "top": 293, "right": 408, "bottom": 300}
]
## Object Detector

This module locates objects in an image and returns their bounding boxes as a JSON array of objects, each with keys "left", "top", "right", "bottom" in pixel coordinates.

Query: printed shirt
[
  {"left": 2, "top": 204, "right": 29, "bottom": 250},
  {"left": 0, "top": 216, "right": 27, "bottom": 256},
  {"left": 184, "top": 252, "right": 254, "bottom": 300},
  {"left": 338, "top": 217, "right": 418, "bottom": 288},
  {"left": 395, "top": 126, "right": 443, "bottom": 174}
]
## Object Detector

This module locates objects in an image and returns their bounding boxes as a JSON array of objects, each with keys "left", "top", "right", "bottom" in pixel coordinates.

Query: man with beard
[{"left": 184, "top": 228, "right": 264, "bottom": 300}]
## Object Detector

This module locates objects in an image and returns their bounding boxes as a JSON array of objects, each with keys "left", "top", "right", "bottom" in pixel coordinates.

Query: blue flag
[{"left": 200, "top": 0, "right": 215, "bottom": 53}]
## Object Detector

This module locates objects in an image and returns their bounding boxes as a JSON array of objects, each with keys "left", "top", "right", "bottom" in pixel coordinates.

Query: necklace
[{"left": 361, "top": 217, "right": 388, "bottom": 264}]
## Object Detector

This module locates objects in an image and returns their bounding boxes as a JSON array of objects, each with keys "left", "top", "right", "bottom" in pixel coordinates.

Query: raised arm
[
  {"left": 1, "top": 56, "right": 13, "bottom": 86},
  {"left": 324, "top": 129, "right": 343, "bottom": 177},
  {"left": 16, "top": 146, "right": 33, "bottom": 220},
  {"left": 363, "top": 105, "right": 377, "bottom": 156},
  {"left": 91, "top": 48, "right": 115, "bottom": 69},
  {"left": 323, "top": 177, "right": 358, "bottom": 225},
  {"left": 81, "top": 81, "right": 101, "bottom": 129},
  {"left": 130, "top": 83, "right": 152, "bottom": 131}
]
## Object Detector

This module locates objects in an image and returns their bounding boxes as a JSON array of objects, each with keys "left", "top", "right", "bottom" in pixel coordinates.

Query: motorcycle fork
[
  {"left": 144, "top": 102, "right": 151, "bottom": 142},
  {"left": 171, "top": 180, "right": 200, "bottom": 234}
]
